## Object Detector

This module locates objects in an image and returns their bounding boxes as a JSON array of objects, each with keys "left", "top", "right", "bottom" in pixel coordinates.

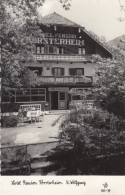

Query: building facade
[{"left": 2, "top": 13, "right": 112, "bottom": 112}]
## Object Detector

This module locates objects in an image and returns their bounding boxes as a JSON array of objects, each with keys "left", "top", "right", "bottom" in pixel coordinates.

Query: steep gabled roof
[
  {"left": 40, "top": 12, "right": 80, "bottom": 27},
  {"left": 82, "top": 28, "right": 113, "bottom": 57},
  {"left": 40, "top": 12, "right": 113, "bottom": 57}
]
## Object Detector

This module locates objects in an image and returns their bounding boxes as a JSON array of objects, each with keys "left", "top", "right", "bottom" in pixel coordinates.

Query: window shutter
[
  {"left": 82, "top": 68, "right": 84, "bottom": 75},
  {"left": 53, "top": 46, "right": 57, "bottom": 54},
  {"left": 41, "top": 47, "right": 44, "bottom": 54},
  {"left": 69, "top": 68, "right": 75, "bottom": 76},
  {"left": 61, "top": 68, "right": 64, "bottom": 76},
  {"left": 57, "top": 47, "right": 59, "bottom": 54},
  {"left": 69, "top": 68, "right": 72, "bottom": 76},
  {"left": 45, "top": 45, "right": 49, "bottom": 53},
  {"left": 82, "top": 48, "right": 85, "bottom": 55},
  {"left": 51, "top": 68, "right": 55, "bottom": 76},
  {"left": 78, "top": 48, "right": 82, "bottom": 55}
]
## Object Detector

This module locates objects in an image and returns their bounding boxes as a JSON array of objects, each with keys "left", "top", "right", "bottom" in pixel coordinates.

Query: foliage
[
  {"left": 60, "top": 0, "right": 71, "bottom": 10},
  {"left": 1, "top": 145, "right": 31, "bottom": 175},
  {"left": 60, "top": 103, "right": 125, "bottom": 157},
  {"left": 0, "top": 0, "right": 72, "bottom": 100},
  {"left": 2, "top": 115, "right": 19, "bottom": 127},
  {"left": 1, "top": 0, "right": 44, "bottom": 98},
  {"left": 92, "top": 54, "right": 125, "bottom": 119},
  {"left": 49, "top": 101, "right": 125, "bottom": 174},
  {"left": 109, "top": 35, "right": 125, "bottom": 52},
  {"left": 50, "top": 40, "right": 125, "bottom": 174}
]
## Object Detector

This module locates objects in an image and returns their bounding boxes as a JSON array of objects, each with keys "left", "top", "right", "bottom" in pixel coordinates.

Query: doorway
[
  {"left": 51, "top": 92, "right": 58, "bottom": 110},
  {"left": 50, "top": 91, "right": 68, "bottom": 110},
  {"left": 58, "top": 92, "right": 67, "bottom": 109}
]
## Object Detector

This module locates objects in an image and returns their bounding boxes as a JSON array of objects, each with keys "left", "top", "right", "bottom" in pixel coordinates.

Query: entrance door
[
  {"left": 58, "top": 92, "right": 67, "bottom": 110},
  {"left": 51, "top": 92, "right": 58, "bottom": 110}
]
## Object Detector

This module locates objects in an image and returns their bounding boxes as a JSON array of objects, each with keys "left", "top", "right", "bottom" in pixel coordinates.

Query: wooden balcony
[
  {"left": 38, "top": 76, "right": 93, "bottom": 86},
  {"left": 35, "top": 54, "right": 92, "bottom": 62}
]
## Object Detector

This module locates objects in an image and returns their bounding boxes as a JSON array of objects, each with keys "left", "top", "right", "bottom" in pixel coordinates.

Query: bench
[{"left": 18, "top": 104, "right": 44, "bottom": 123}]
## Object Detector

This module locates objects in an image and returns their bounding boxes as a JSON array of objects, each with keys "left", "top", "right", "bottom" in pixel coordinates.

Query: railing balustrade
[
  {"left": 38, "top": 76, "right": 93, "bottom": 85},
  {"left": 35, "top": 54, "right": 92, "bottom": 62}
]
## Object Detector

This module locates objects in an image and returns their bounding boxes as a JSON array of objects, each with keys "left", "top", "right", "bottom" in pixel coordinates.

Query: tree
[
  {"left": 1, "top": 1, "right": 43, "bottom": 96},
  {"left": 92, "top": 51, "right": 125, "bottom": 119},
  {"left": 0, "top": 0, "right": 71, "bottom": 99},
  {"left": 46, "top": 45, "right": 125, "bottom": 175}
]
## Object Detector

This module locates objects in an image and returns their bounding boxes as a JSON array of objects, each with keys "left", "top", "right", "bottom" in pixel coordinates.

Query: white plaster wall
[
  {"left": 42, "top": 62, "right": 96, "bottom": 77},
  {"left": 23, "top": 61, "right": 96, "bottom": 78}
]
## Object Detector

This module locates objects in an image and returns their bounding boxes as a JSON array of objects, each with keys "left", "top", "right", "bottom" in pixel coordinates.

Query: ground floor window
[{"left": 15, "top": 88, "right": 46, "bottom": 103}]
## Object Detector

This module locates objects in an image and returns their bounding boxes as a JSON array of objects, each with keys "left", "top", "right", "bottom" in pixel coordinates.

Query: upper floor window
[
  {"left": 52, "top": 67, "right": 64, "bottom": 76},
  {"left": 44, "top": 45, "right": 57, "bottom": 54},
  {"left": 36, "top": 45, "right": 57, "bottom": 54},
  {"left": 69, "top": 68, "right": 84, "bottom": 76},
  {"left": 36, "top": 45, "right": 79, "bottom": 55},
  {"left": 78, "top": 47, "right": 85, "bottom": 55},
  {"left": 36, "top": 46, "right": 41, "bottom": 54},
  {"left": 36, "top": 46, "right": 44, "bottom": 54}
]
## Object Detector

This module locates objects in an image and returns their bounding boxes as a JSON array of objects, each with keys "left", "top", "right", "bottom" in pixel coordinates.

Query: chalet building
[{"left": 2, "top": 13, "right": 112, "bottom": 112}]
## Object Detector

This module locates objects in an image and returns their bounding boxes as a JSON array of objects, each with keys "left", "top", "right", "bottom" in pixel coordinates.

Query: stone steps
[
  {"left": 31, "top": 161, "right": 52, "bottom": 169},
  {"left": 30, "top": 153, "right": 53, "bottom": 175}
]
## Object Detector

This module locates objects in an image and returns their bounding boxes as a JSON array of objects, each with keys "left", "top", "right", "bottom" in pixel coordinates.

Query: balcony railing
[
  {"left": 35, "top": 54, "right": 92, "bottom": 62},
  {"left": 38, "top": 76, "right": 93, "bottom": 85}
]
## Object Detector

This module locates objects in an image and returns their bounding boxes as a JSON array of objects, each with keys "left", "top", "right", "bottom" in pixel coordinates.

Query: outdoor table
[{"left": 26, "top": 110, "right": 41, "bottom": 122}]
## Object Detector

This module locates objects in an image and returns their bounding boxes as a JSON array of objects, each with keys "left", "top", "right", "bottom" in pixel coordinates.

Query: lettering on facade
[{"left": 33, "top": 33, "right": 84, "bottom": 46}]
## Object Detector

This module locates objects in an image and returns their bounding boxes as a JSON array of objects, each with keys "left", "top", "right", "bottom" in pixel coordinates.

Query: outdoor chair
[{"left": 30, "top": 111, "right": 37, "bottom": 123}]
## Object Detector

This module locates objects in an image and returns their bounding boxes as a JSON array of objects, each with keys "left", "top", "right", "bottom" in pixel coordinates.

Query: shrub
[
  {"left": 55, "top": 101, "right": 125, "bottom": 174},
  {"left": 2, "top": 115, "right": 19, "bottom": 127},
  {"left": 1, "top": 146, "right": 31, "bottom": 175},
  {"left": 60, "top": 104, "right": 125, "bottom": 157}
]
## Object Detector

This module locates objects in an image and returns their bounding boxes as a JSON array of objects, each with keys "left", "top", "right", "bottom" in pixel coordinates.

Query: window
[
  {"left": 69, "top": 68, "right": 84, "bottom": 76},
  {"left": 28, "top": 67, "right": 43, "bottom": 76},
  {"left": 59, "top": 92, "right": 65, "bottom": 100},
  {"left": 76, "top": 68, "right": 84, "bottom": 75},
  {"left": 44, "top": 45, "right": 57, "bottom": 54},
  {"left": 78, "top": 47, "right": 85, "bottom": 55},
  {"left": 36, "top": 46, "right": 41, "bottom": 54},
  {"left": 15, "top": 88, "right": 46, "bottom": 103},
  {"left": 36, "top": 46, "right": 44, "bottom": 54},
  {"left": 59, "top": 47, "right": 64, "bottom": 54},
  {"left": 52, "top": 67, "right": 64, "bottom": 76}
]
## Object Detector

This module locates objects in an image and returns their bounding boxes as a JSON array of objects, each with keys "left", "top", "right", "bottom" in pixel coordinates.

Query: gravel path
[{"left": 1, "top": 114, "right": 63, "bottom": 146}]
